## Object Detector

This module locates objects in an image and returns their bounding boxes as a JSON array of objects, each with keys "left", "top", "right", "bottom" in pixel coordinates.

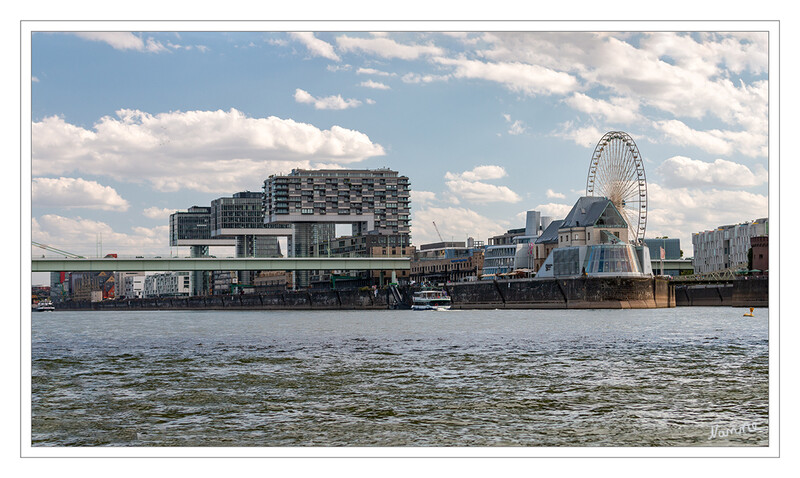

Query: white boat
[
  {"left": 411, "top": 289, "right": 452, "bottom": 311},
  {"left": 35, "top": 299, "right": 55, "bottom": 312}
]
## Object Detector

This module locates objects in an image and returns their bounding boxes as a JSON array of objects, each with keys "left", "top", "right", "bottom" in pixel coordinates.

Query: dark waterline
[{"left": 31, "top": 308, "right": 768, "bottom": 447}]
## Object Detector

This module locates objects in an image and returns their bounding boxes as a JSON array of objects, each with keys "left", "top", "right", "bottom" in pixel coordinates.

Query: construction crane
[
  {"left": 432, "top": 221, "right": 444, "bottom": 242},
  {"left": 31, "top": 241, "right": 85, "bottom": 258}
]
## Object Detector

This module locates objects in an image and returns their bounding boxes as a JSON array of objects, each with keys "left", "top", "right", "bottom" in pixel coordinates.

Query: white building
[
  {"left": 692, "top": 218, "right": 768, "bottom": 274},
  {"left": 482, "top": 211, "right": 552, "bottom": 277},
  {"left": 143, "top": 272, "right": 192, "bottom": 298},
  {"left": 122, "top": 274, "right": 146, "bottom": 299},
  {"left": 536, "top": 197, "right": 652, "bottom": 278}
]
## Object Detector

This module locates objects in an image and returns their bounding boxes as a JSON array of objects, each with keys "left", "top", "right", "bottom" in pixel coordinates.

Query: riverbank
[{"left": 57, "top": 276, "right": 766, "bottom": 311}]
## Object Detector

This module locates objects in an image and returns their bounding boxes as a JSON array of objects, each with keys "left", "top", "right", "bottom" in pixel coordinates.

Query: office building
[{"left": 263, "top": 168, "right": 411, "bottom": 287}]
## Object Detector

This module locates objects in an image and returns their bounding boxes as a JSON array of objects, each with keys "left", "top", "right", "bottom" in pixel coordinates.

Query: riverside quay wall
[
  {"left": 444, "top": 277, "right": 674, "bottom": 309},
  {"left": 56, "top": 276, "right": 685, "bottom": 310},
  {"left": 673, "top": 278, "right": 768, "bottom": 307}
]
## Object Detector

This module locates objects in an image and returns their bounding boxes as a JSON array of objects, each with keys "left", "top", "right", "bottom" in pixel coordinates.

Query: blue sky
[{"left": 29, "top": 29, "right": 771, "bottom": 266}]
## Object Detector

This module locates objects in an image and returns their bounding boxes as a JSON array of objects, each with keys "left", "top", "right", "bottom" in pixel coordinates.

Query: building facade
[
  {"left": 536, "top": 197, "right": 652, "bottom": 278},
  {"left": 310, "top": 233, "right": 415, "bottom": 286},
  {"left": 143, "top": 272, "right": 192, "bottom": 298},
  {"left": 691, "top": 218, "right": 768, "bottom": 274},
  {"left": 482, "top": 211, "right": 552, "bottom": 276},
  {"left": 122, "top": 274, "right": 146, "bottom": 299},
  {"left": 170, "top": 206, "right": 212, "bottom": 245},
  {"left": 263, "top": 168, "right": 411, "bottom": 287},
  {"left": 263, "top": 169, "right": 411, "bottom": 237},
  {"left": 751, "top": 235, "right": 768, "bottom": 275},
  {"left": 411, "top": 242, "right": 484, "bottom": 284}
]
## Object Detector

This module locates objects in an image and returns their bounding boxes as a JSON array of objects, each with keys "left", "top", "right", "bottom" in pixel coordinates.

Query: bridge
[{"left": 31, "top": 257, "right": 410, "bottom": 273}]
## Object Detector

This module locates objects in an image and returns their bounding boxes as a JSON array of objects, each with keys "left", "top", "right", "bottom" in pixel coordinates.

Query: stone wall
[
  {"left": 445, "top": 277, "right": 674, "bottom": 309},
  {"left": 675, "top": 279, "right": 768, "bottom": 307}
]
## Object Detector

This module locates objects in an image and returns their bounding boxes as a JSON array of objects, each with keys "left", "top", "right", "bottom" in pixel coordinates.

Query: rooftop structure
[{"left": 557, "top": 196, "right": 628, "bottom": 248}]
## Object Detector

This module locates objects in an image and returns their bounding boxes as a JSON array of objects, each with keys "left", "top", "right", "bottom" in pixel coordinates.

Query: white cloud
[
  {"left": 32, "top": 177, "right": 129, "bottom": 211},
  {"left": 441, "top": 32, "right": 481, "bottom": 45},
  {"left": 533, "top": 202, "right": 574, "bottom": 219},
  {"left": 142, "top": 207, "right": 178, "bottom": 219},
  {"left": 653, "top": 119, "right": 766, "bottom": 158},
  {"left": 32, "top": 76, "right": 39, "bottom": 82},
  {"left": 646, "top": 183, "right": 768, "bottom": 256},
  {"left": 444, "top": 166, "right": 520, "bottom": 203},
  {"left": 554, "top": 122, "right": 605, "bottom": 148},
  {"left": 410, "top": 190, "right": 437, "bottom": 206},
  {"left": 656, "top": 156, "right": 768, "bottom": 188},
  {"left": 32, "top": 109, "right": 385, "bottom": 193},
  {"left": 356, "top": 67, "right": 394, "bottom": 76},
  {"left": 289, "top": 32, "right": 341, "bottom": 61},
  {"left": 564, "top": 93, "right": 641, "bottom": 124},
  {"left": 326, "top": 64, "right": 352, "bottom": 72},
  {"left": 32, "top": 215, "right": 172, "bottom": 257},
  {"left": 545, "top": 189, "right": 566, "bottom": 199},
  {"left": 503, "top": 114, "right": 527, "bottom": 135},
  {"left": 445, "top": 180, "right": 521, "bottom": 203},
  {"left": 336, "top": 35, "right": 444, "bottom": 60},
  {"left": 434, "top": 56, "right": 579, "bottom": 96},
  {"left": 475, "top": 32, "right": 768, "bottom": 138},
  {"left": 401, "top": 72, "right": 451, "bottom": 84},
  {"left": 294, "top": 88, "right": 362, "bottom": 110},
  {"left": 268, "top": 38, "right": 289, "bottom": 47},
  {"left": 412, "top": 207, "right": 509, "bottom": 246},
  {"left": 73, "top": 32, "right": 167, "bottom": 53},
  {"left": 359, "top": 80, "right": 390, "bottom": 90},
  {"left": 447, "top": 165, "right": 507, "bottom": 182}
]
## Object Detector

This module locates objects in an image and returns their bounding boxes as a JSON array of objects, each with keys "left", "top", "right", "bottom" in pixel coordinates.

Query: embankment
[
  {"left": 55, "top": 277, "right": 688, "bottom": 311},
  {"left": 444, "top": 277, "right": 674, "bottom": 309},
  {"left": 674, "top": 278, "right": 768, "bottom": 307}
]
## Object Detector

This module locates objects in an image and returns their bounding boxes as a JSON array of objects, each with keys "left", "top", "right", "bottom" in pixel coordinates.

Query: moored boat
[
  {"left": 35, "top": 299, "right": 56, "bottom": 312},
  {"left": 411, "top": 289, "right": 452, "bottom": 311}
]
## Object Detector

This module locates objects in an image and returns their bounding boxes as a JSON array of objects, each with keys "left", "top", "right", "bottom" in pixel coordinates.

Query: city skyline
[{"left": 29, "top": 27, "right": 772, "bottom": 271}]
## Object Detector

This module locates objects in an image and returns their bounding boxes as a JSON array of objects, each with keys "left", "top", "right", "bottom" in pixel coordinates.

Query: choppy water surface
[{"left": 31, "top": 308, "right": 768, "bottom": 447}]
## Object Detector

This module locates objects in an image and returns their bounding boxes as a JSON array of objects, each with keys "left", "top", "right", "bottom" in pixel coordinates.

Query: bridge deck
[{"left": 32, "top": 257, "right": 410, "bottom": 272}]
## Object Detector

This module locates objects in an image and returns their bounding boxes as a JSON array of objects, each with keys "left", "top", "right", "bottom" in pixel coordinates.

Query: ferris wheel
[{"left": 585, "top": 131, "right": 647, "bottom": 243}]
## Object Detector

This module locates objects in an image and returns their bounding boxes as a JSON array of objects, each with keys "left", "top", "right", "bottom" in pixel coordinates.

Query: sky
[{"left": 29, "top": 28, "right": 771, "bottom": 273}]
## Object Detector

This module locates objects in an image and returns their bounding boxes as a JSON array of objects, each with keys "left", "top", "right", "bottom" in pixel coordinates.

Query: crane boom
[{"left": 432, "top": 221, "right": 444, "bottom": 242}]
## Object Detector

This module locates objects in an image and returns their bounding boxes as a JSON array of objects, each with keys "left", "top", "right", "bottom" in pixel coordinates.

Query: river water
[{"left": 31, "top": 307, "right": 769, "bottom": 447}]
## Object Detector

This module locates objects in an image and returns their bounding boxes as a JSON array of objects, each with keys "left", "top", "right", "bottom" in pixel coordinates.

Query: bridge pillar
[{"left": 190, "top": 245, "right": 210, "bottom": 296}]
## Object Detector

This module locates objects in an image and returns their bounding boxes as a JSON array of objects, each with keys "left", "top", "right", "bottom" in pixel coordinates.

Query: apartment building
[{"left": 692, "top": 218, "right": 768, "bottom": 274}]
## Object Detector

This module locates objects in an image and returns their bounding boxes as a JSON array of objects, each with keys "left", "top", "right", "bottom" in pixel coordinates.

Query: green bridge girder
[{"left": 31, "top": 257, "right": 410, "bottom": 272}]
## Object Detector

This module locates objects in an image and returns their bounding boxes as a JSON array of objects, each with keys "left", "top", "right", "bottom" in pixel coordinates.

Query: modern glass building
[
  {"left": 644, "top": 238, "right": 681, "bottom": 260},
  {"left": 263, "top": 168, "right": 411, "bottom": 287},
  {"left": 169, "top": 206, "right": 212, "bottom": 245}
]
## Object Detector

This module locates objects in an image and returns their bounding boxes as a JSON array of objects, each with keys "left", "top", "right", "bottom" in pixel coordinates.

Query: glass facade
[
  {"left": 169, "top": 206, "right": 211, "bottom": 245},
  {"left": 584, "top": 244, "right": 640, "bottom": 274}
]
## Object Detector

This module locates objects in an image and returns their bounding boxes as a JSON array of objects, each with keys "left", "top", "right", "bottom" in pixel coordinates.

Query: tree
[{"left": 747, "top": 247, "right": 753, "bottom": 271}]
